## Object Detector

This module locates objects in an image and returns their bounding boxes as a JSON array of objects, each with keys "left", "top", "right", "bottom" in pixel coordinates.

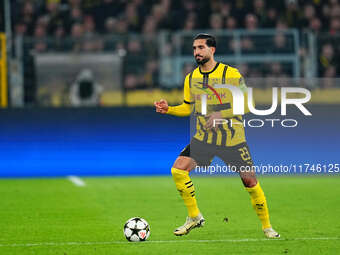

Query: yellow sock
[
  {"left": 245, "top": 182, "right": 271, "bottom": 230},
  {"left": 171, "top": 168, "right": 200, "bottom": 218}
]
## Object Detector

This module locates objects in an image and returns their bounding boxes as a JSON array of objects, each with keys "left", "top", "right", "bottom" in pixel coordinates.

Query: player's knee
[
  {"left": 172, "top": 156, "right": 193, "bottom": 172},
  {"left": 241, "top": 176, "right": 257, "bottom": 188}
]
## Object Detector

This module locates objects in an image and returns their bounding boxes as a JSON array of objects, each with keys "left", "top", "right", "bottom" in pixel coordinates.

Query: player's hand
[
  {"left": 154, "top": 99, "right": 169, "bottom": 114},
  {"left": 205, "top": 111, "right": 223, "bottom": 130}
]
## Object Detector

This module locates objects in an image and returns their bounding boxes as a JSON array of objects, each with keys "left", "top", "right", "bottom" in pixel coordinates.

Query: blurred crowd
[{"left": 12, "top": 0, "right": 340, "bottom": 90}]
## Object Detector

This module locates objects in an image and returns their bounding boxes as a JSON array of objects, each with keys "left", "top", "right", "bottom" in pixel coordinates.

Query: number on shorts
[{"left": 238, "top": 147, "right": 251, "bottom": 161}]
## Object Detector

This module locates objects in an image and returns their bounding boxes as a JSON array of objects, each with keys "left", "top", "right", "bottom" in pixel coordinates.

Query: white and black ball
[{"left": 123, "top": 217, "right": 150, "bottom": 242}]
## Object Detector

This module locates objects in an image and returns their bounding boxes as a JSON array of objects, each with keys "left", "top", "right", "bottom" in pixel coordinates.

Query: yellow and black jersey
[{"left": 167, "top": 62, "right": 250, "bottom": 147}]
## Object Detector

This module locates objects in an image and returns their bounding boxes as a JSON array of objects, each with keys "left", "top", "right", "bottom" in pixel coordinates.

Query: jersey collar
[{"left": 199, "top": 62, "right": 220, "bottom": 75}]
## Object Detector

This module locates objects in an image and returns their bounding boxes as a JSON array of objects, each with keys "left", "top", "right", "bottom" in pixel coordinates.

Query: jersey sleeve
[
  {"left": 166, "top": 74, "right": 192, "bottom": 117},
  {"left": 228, "top": 68, "right": 243, "bottom": 87},
  {"left": 220, "top": 68, "right": 252, "bottom": 118},
  {"left": 183, "top": 74, "right": 191, "bottom": 104}
]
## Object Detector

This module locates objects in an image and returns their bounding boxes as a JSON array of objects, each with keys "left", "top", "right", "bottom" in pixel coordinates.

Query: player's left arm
[
  {"left": 205, "top": 71, "right": 253, "bottom": 129},
  {"left": 219, "top": 75, "right": 252, "bottom": 118}
]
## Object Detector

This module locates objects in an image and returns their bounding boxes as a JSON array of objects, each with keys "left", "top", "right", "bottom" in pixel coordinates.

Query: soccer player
[{"left": 154, "top": 33, "right": 280, "bottom": 238}]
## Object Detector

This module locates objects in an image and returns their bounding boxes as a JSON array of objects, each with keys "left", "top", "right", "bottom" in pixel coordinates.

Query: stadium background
[{"left": 0, "top": 0, "right": 339, "bottom": 177}]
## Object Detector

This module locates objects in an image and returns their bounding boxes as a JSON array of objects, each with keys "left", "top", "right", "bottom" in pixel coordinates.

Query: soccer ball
[{"left": 123, "top": 217, "right": 150, "bottom": 242}]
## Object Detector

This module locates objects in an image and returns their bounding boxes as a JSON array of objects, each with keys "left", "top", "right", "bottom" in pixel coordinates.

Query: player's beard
[{"left": 195, "top": 55, "right": 210, "bottom": 66}]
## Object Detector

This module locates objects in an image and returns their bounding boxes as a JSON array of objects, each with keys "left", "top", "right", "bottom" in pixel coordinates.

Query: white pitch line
[
  {"left": 0, "top": 237, "right": 339, "bottom": 248},
  {"left": 67, "top": 176, "right": 86, "bottom": 187}
]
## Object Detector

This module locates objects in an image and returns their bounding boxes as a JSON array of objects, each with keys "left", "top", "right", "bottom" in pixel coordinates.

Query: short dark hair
[{"left": 193, "top": 33, "right": 216, "bottom": 48}]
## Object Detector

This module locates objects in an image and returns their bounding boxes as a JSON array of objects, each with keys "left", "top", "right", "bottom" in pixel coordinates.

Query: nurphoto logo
[{"left": 200, "top": 85, "right": 312, "bottom": 128}]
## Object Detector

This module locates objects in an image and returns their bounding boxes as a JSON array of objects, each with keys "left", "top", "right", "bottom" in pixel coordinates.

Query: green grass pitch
[{"left": 0, "top": 176, "right": 339, "bottom": 254}]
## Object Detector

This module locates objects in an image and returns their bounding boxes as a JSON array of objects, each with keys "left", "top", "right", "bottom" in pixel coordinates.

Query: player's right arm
[{"left": 154, "top": 74, "right": 192, "bottom": 117}]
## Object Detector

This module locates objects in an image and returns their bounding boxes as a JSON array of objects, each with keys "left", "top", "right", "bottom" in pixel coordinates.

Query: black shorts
[{"left": 179, "top": 138, "right": 253, "bottom": 169}]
